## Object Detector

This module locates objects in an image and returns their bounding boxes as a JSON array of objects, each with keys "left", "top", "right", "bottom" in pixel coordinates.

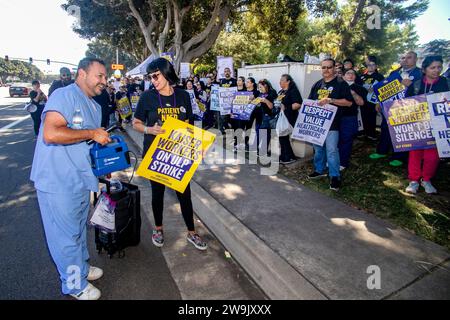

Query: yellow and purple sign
[{"left": 136, "top": 117, "right": 216, "bottom": 193}]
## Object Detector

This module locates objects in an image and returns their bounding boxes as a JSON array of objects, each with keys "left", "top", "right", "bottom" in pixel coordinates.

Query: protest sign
[
  {"left": 427, "top": 91, "right": 450, "bottom": 157},
  {"left": 209, "top": 84, "right": 220, "bottom": 111},
  {"left": 210, "top": 85, "right": 220, "bottom": 112},
  {"left": 218, "top": 87, "right": 237, "bottom": 115},
  {"left": 180, "top": 62, "right": 191, "bottom": 79},
  {"left": 116, "top": 96, "right": 132, "bottom": 120},
  {"left": 130, "top": 93, "right": 140, "bottom": 112},
  {"left": 291, "top": 99, "right": 338, "bottom": 146},
  {"left": 382, "top": 95, "right": 435, "bottom": 152},
  {"left": 217, "top": 56, "right": 234, "bottom": 79},
  {"left": 137, "top": 117, "right": 216, "bottom": 193},
  {"left": 231, "top": 91, "right": 255, "bottom": 120},
  {"left": 373, "top": 73, "right": 406, "bottom": 106},
  {"left": 160, "top": 52, "right": 174, "bottom": 64},
  {"left": 186, "top": 89, "right": 203, "bottom": 118}
]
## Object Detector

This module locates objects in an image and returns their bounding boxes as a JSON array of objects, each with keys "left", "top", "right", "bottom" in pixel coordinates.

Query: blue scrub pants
[{"left": 37, "top": 190, "right": 90, "bottom": 295}]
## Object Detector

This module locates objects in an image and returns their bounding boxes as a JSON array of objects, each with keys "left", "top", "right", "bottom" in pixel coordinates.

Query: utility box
[{"left": 238, "top": 62, "right": 323, "bottom": 159}]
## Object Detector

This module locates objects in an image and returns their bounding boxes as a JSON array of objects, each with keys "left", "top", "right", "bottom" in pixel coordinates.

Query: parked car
[{"left": 9, "top": 83, "right": 33, "bottom": 97}]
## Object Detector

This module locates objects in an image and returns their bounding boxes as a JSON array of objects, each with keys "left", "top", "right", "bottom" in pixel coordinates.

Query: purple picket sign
[{"left": 382, "top": 95, "right": 436, "bottom": 152}]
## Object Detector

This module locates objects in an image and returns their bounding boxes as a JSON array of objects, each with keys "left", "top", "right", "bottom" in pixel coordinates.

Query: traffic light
[
  {"left": 29, "top": 57, "right": 33, "bottom": 64},
  {"left": 47, "top": 59, "right": 50, "bottom": 65},
  {"left": 4, "top": 55, "right": 8, "bottom": 62}
]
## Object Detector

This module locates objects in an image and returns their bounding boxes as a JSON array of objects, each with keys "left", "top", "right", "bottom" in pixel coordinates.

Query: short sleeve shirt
[
  {"left": 30, "top": 83, "right": 102, "bottom": 193},
  {"left": 134, "top": 88, "right": 193, "bottom": 156},
  {"left": 308, "top": 77, "right": 353, "bottom": 130}
]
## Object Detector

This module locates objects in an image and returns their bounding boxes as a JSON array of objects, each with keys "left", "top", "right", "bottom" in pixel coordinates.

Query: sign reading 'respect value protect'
[{"left": 136, "top": 117, "right": 216, "bottom": 193}]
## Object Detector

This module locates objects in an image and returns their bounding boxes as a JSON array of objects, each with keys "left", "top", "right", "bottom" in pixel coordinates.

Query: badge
[{"left": 180, "top": 106, "right": 186, "bottom": 113}]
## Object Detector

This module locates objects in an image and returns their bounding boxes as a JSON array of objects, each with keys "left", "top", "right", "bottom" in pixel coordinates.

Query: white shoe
[
  {"left": 405, "top": 181, "right": 419, "bottom": 194},
  {"left": 421, "top": 181, "right": 437, "bottom": 194},
  {"left": 70, "top": 283, "right": 101, "bottom": 300},
  {"left": 87, "top": 266, "right": 103, "bottom": 281},
  {"left": 339, "top": 166, "right": 346, "bottom": 171}
]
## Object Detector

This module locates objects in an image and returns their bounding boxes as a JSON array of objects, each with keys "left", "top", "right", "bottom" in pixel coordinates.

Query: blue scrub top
[{"left": 31, "top": 83, "right": 102, "bottom": 193}]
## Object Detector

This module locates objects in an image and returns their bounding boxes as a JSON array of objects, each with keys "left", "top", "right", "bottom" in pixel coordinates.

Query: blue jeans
[
  {"left": 313, "top": 130, "right": 340, "bottom": 178},
  {"left": 339, "top": 116, "right": 358, "bottom": 168}
]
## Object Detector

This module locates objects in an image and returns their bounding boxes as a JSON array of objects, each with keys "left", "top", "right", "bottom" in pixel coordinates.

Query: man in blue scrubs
[{"left": 31, "top": 57, "right": 111, "bottom": 300}]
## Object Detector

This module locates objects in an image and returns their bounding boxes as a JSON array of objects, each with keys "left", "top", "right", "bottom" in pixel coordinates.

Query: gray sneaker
[
  {"left": 187, "top": 233, "right": 208, "bottom": 251},
  {"left": 405, "top": 181, "right": 419, "bottom": 194},
  {"left": 421, "top": 181, "right": 437, "bottom": 194}
]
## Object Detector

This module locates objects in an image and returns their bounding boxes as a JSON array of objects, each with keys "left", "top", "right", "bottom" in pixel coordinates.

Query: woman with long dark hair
[
  {"left": 258, "top": 79, "right": 278, "bottom": 153},
  {"left": 133, "top": 58, "right": 207, "bottom": 250},
  {"left": 277, "top": 74, "right": 302, "bottom": 164}
]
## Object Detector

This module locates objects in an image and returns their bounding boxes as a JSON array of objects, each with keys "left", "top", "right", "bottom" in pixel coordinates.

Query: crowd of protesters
[
  {"left": 30, "top": 51, "right": 450, "bottom": 195},
  {"left": 27, "top": 52, "right": 449, "bottom": 301}
]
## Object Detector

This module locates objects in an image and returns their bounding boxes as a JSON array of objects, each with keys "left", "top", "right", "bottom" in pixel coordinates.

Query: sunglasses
[
  {"left": 149, "top": 72, "right": 161, "bottom": 81},
  {"left": 322, "top": 66, "right": 334, "bottom": 70},
  {"left": 61, "top": 74, "right": 71, "bottom": 77}
]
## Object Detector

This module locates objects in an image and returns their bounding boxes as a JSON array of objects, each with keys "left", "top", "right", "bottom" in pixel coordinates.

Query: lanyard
[{"left": 424, "top": 82, "right": 434, "bottom": 94}]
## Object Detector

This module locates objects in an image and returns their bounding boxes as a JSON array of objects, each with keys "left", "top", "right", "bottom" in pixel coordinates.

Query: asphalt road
[{"left": 0, "top": 88, "right": 181, "bottom": 299}]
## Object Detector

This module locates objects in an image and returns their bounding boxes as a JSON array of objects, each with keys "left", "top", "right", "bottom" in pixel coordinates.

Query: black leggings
[
  {"left": 30, "top": 106, "right": 44, "bottom": 136},
  {"left": 150, "top": 181, "right": 195, "bottom": 231}
]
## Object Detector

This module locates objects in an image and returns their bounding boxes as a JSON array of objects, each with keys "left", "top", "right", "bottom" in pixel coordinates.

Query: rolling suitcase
[{"left": 93, "top": 178, "right": 141, "bottom": 258}]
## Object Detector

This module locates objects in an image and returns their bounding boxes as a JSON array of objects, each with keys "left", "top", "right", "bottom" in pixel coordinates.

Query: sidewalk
[
  {"left": 120, "top": 128, "right": 265, "bottom": 300},
  {"left": 125, "top": 125, "right": 450, "bottom": 300}
]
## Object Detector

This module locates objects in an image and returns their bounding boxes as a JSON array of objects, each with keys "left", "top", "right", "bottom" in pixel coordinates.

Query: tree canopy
[
  {"left": 0, "top": 58, "right": 44, "bottom": 83},
  {"left": 64, "top": 0, "right": 431, "bottom": 74}
]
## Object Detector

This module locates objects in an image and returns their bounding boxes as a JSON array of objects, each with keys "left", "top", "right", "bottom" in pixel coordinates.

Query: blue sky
[{"left": 0, "top": 0, "right": 448, "bottom": 74}]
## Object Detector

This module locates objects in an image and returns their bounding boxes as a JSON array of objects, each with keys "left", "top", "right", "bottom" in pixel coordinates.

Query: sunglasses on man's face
[
  {"left": 322, "top": 66, "right": 334, "bottom": 70},
  {"left": 149, "top": 72, "right": 161, "bottom": 81},
  {"left": 61, "top": 74, "right": 71, "bottom": 77}
]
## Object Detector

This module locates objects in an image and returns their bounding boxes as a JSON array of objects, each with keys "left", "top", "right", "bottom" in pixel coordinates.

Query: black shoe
[
  {"left": 308, "top": 171, "right": 327, "bottom": 179},
  {"left": 330, "top": 177, "right": 341, "bottom": 191}
]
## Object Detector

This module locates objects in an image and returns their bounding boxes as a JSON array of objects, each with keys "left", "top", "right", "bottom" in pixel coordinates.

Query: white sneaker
[
  {"left": 70, "top": 283, "right": 101, "bottom": 300},
  {"left": 87, "top": 266, "right": 103, "bottom": 281},
  {"left": 339, "top": 166, "right": 346, "bottom": 171},
  {"left": 421, "top": 181, "right": 437, "bottom": 194},
  {"left": 405, "top": 181, "right": 419, "bottom": 194}
]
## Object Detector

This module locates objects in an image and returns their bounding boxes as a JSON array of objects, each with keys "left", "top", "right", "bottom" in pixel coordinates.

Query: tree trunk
[{"left": 128, "top": 0, "right": 233, "bottom": 73}]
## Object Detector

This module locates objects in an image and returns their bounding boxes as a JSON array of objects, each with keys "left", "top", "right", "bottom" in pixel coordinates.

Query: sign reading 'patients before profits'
[{"left": 136, "top": 117, "right": 216, "bottom": 193}]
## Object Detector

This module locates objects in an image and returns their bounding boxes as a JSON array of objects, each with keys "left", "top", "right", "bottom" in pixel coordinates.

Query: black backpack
[{"left": 93, "top": 179, "right": 141, "bottom": 258}]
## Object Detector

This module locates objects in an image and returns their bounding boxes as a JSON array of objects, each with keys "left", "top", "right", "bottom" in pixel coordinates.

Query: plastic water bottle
[{"left": 72, "top": 109, "right": 83, "bottom": 129}]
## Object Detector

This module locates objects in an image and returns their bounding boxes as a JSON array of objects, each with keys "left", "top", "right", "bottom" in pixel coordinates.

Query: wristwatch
[{"left": 144, "top": 126, "right": 148, "bottom": 134}]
